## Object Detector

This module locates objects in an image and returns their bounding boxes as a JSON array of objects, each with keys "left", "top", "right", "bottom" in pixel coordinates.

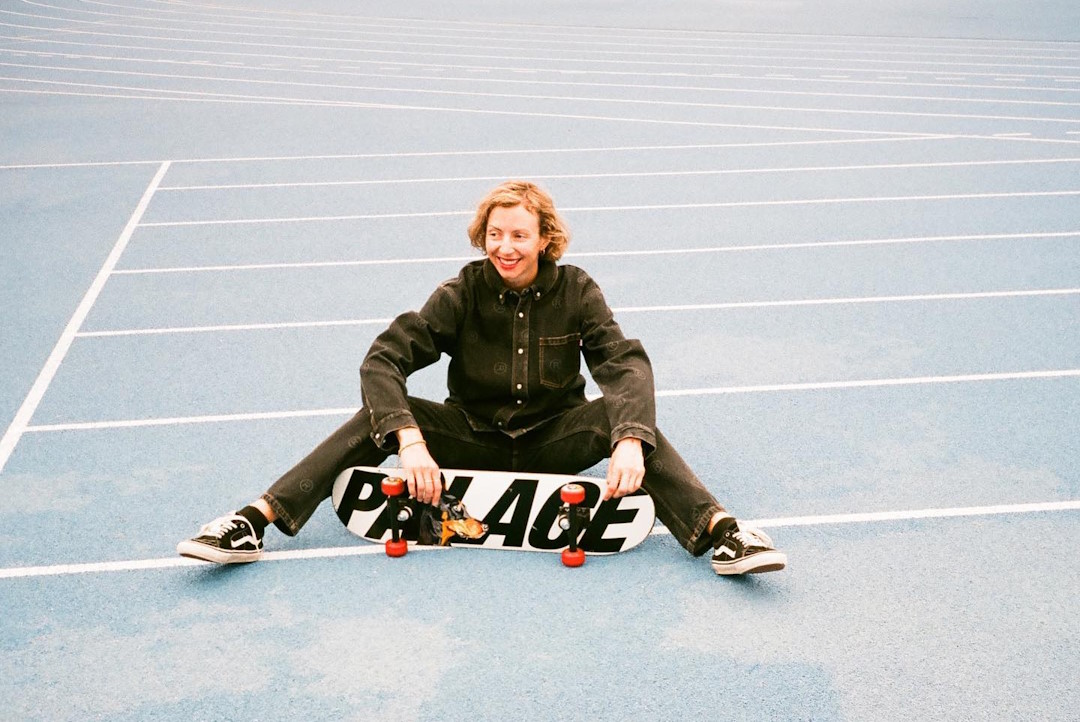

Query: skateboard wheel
[
  {"left": 382, "top": 477, "right": 406, "bottom": 497},
  {"left": 561, "top": 483, "right": 586, "bottom": 505},
  {"left": 561, "top": 547, "right": 586, "bottom": 567},
  {"left": 385, "top": 539, "right": 408, "bottom": 557}
]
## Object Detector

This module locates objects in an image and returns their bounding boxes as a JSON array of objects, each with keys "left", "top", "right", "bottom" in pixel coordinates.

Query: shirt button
[
  {"left": 516, "top": 383, "right": 522, "bottom": 389},
  {"left": 516, "top": 400, "right": 523, "bottom": 405},
  {"left": 518, "top": 348, "right": 524, "bottom": 354},
  {"left": 518, "top": 312, "right": 524, "bottom": 318}
]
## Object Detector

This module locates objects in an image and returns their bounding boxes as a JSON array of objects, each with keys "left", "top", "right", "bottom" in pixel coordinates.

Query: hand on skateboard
[{"left": 333, "top": 467, "right": 656, "bottom": 566}]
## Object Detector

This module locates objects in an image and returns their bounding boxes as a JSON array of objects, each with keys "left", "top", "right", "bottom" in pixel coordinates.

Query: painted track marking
[
  {"left": 112, "top": 231, "right": 1080, "bottom": 276},
  {"left": 20, "top": 369, "right": 1080, "bottom": 434},
  {"left": 74, "top": 288, "right": 1080, "bottom": 339},
  {"left": 0, "top": 162, "right": 171, "bottom": 474},
  {"left": 1, "top": 499, "right": 1075, "bottom": 580}
]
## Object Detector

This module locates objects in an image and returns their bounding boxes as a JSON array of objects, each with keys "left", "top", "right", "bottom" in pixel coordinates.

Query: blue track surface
[{"left": 1, "top": 1, "right": 1078, "bottom": 720}]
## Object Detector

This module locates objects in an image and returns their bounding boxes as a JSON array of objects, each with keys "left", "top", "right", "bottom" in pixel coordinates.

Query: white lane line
[
  {"left": 0, "top": 158, "right": 162, "bottom": 170},
  {"left": 154, "top": 157, "right": 1080, "bottom": 191},
  {"left": 564, "top": 190, "right": 1080, "bottom": 213},
  {"left": 654, "top": 369, "right": 1080, "bottom": 398},
  {"left": 0, "top": 80, "right": 933, "bottom": 137},
  {"left": 7, "top": 44, "right": 1076, "bottom": 101},
  {"left": 112, "top": 231, "right": 1080, "bottom": 276},
  {"left": 6, "top": 59, "right": 1080, "bottom": 126},
  {"left": 747, "top": 500, "right": 1080, "bottom": 529},
  {"left": 24, "top": 407, "right": 358, "bottom": 433},
  {"left": 5, "top": 51, "right": 1080, "bottom": 111},
  {"left": 114, "top": 255, "right": 477, "bottom": 275},
  {"left": 1, "top": 499, "right": 1076, "bottom": 580},
  {"left": 0, "top": 86, "right": 351, "bottom": 107},
  {"left": 0, "top": 544, "right": 448, "bottom": 580},
  {"left": 0, "top": 75, "right": 374, "bottom": 105},
  {"left": 25, "top": 1, "right": 1077, "bottom": 49},
  {"left": 4, "top": 18, "right": 1080, "bottom": 73},
  {"left": 74, "top": 288, "right": 1080, "bottom": 339},
  {"left": 6, "top": 31, "right": 1079, "bottom": 84},
  {"left": 614, "top": 288, "right": 1080, "bottom": 313},
  {"left": 78, "top": 317, "right": 395, "bottom": 337},
  {"left": 0, "top": 135, "right": 951, "bottom": 171},
  {"left": 981, "top": 135, "right": 1080, "bottom": 146},
  {"left": 0, "top": 161, "right": 170, "bottom": 475},
  {"left": 139, "top": 209, "right": 470, "bottom": 227},
  {"left": 138, "top": 190, "right": 1080, "bottom": 227},
  {"left": 21, "top": 369, "right": 1080, "bottom": 434},
  {"left": 114, "top": 255, "right": 479, "bottom": 275},
  {"left": 14, "top": 3, "right": 1080, "bottom": 60}
]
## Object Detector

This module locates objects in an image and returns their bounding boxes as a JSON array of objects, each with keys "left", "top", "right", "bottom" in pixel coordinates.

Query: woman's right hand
[{"left": 397, "top": 429, "right": 442, "bottom": 505}]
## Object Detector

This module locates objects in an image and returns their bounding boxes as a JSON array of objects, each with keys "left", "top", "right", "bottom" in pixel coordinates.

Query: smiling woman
[
  {"left": 466, "top": 179, "right": 571, "bottom": 291},
  {"left": 484, "top": 204, "right": 548, "bottom": 291},
  {"left": 177, "top": 180, "right": 786, "bottom": 576}
]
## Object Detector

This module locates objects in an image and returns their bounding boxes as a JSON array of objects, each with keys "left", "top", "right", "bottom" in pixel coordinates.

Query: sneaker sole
[
  {"left": 712, "top": 550, "right": 787, "bottom": 576},
  {"left": 177, "top": 540, "right": 262, "bottom": 564}
]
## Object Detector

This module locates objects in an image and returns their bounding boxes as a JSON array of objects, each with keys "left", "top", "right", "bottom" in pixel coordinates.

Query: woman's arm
[
  {"left": 360, "top": 276, "right": 467, "bottom": 504},
  {"left": 360, "top": 278, "right": 465, "bottom": 448},
  {"left": 607, "top": 436, "right": 646, "bottom": 501},
  {"left": 576, "top": 271, "right": 656, "bottom": 499},
  {"left": 394, "top": 426, "right": 443, "bottom": 506}
]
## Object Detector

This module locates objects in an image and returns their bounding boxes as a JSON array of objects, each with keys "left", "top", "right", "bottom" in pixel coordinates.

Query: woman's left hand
[{"left": 606, "top": 437, "right": 645, "bottom": 500}]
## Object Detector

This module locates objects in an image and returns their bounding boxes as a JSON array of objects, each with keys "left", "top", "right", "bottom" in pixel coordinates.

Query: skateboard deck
[{"left": 332, "top": 466, "right": 656, "bottom": 555}]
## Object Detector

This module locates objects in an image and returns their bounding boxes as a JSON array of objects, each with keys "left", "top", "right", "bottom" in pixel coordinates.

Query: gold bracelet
[{"left": 397, "top": 439, "right": 427, "bottom": 453}]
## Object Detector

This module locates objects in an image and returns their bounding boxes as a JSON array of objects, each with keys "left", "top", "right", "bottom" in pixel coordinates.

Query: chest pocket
[{"left": 539, "top": 333, "right": 582, "bottom": 389}]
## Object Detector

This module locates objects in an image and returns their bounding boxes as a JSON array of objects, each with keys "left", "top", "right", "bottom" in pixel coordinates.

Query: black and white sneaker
[
  {"left": 711, "top": 522, "right": 786, "bottom": 575},
  {"left": 177, "top": 513, "right": 264, "bottom": 564}
]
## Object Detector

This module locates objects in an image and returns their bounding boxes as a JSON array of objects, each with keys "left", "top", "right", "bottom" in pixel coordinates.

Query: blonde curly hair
[{"left": 467, "top": 180, "right": 571, "bottom": 260}]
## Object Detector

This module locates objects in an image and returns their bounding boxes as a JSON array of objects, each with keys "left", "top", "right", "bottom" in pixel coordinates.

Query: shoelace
[
  {"left": 199, "top": 516, "right": 241, "bottom": 539},
  {"left": 732, "top": 526, "right": 773, "bottom": 550}
]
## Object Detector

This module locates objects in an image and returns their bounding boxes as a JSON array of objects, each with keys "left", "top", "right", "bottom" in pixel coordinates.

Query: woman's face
[{"left": 484, "top": 204, "right": 549, "bottom": 291}]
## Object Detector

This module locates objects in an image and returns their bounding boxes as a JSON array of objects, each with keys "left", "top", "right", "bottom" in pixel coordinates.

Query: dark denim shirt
[{"left": 360, "top": 258, "right": 657, "bottom": 451}]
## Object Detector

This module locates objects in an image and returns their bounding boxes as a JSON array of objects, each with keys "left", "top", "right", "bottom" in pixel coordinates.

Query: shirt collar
[{"left": 484, "top": 259, "right": 560, "bottom": 303}]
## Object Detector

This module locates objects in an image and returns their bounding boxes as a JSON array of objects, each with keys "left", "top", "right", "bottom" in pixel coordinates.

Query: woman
[{"left": 178, "top": 181, "right": 786, "bottom": 575}]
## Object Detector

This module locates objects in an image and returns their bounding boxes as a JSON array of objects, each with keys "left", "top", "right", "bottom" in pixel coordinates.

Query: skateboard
[{"left": 332, "top": 466, "right": 656, "bottom": 566}]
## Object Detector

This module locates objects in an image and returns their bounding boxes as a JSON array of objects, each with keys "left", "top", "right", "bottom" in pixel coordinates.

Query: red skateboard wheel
[
  {"left": 382, "top": 477, "right": 406, "bottom": 496},
  {"left": 561, "top": 547, "right": 586, "bottom": 567},
  {"left": 385, "top": 539, "right": 408, "bottom": 557},
  {"left": 560, "top": 483, "right": 586, "bottom": 505}
]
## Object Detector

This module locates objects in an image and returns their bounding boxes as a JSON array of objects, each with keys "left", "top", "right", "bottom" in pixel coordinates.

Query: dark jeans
[{"left": 262, "top": 397, "right": 726, "bottom": 556}]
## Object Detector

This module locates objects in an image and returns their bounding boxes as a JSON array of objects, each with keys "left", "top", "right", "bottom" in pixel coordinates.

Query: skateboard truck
[
  {"left": 558, "top": 483, "right": 589, "bottom": 567},
  {"left": 382, "top": 477, "right": 412, "bottom": 557}
]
